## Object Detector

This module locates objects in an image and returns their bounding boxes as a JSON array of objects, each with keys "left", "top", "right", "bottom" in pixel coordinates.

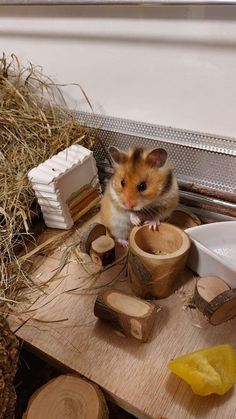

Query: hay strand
[{"left": 0, "top": 53, "right": 96, "bottom": 305}]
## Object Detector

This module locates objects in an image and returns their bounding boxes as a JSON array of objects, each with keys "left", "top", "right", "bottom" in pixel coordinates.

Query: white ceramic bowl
[{"left": 186, "top": 221, "right": 236, "bottom": 288}]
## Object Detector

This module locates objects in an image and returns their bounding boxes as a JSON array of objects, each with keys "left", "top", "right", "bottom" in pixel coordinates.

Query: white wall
[{"left": 1, "top": 5, "right": 236, "bottom": 137}]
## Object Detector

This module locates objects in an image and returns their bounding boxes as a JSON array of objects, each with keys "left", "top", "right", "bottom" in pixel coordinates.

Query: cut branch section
[{"left": 94, "top": 289, "right": 157, "bottom": 342}]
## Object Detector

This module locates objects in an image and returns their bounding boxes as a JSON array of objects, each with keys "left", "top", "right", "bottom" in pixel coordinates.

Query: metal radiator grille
[
  {"left": 95, "top": 129, "right": 236, "bottom": 194},
  {"left": 77, "top": 112, "right": 236, "bottom": 197}
]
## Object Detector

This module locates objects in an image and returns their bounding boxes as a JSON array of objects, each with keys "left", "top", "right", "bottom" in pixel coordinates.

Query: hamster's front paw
[
  {"left": 130, "top": 213, "right": 141, "bottom": 226},
  {"left": 144, "top": 219, "right": 160, "bottom": 231},
  {"left": 117, "top": 238, "right": 129, "bottom": 247}
]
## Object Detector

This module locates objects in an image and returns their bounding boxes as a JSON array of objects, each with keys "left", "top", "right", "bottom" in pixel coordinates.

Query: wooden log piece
[
  {"left": 94, "top": 289, "right": 157, "bottom": 342},
  {"left": 168, "top": 209, "right": 201, "bottom": 230},
  {"left": 23, "top": 374, "right": 109, "bottom": 419},
  {"left": 80, "top": 222, "right": 106, "bottom": 254},
  {"left": 194, "top": 276, "right": 236, "bottom": 325},
  {"left": 90, "top": 235, "right": 115, "bottom": 266}
]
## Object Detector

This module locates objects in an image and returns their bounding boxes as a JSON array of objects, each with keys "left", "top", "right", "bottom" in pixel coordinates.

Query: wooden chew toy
[
  {"left": 194, "top": 276, "right": 236, "bottom": 325},
  {"left": 80, "top": 222, "right": 115, "bottom": 267},
  {"left": 94, "top": 289, "right": 156, "bottom": 342},
  {"left": 90, "top": 235, "right": 115, "bottom": 266},
  {"left": 168, "top": 209, "right": 201, "bottom": 230},
  {"left": 128, "top": 223, "right": 191, "bottom": 299},
  {"left": 80, "top": 223, "right": 106, "bottom": 254},
  {"left": 23, "top": 374, "right": 109, "bottom": 419},
  {"left": 94, "top": 289, "right": 157, "bottom": 342}
]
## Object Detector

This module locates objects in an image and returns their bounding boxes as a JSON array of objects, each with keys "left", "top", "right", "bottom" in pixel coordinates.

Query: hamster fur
[{"left": 100, "top": 146, "right": 179, "bottom": 244}]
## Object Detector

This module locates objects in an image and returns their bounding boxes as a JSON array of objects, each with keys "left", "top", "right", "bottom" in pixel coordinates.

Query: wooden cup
[{"left": 128, "top": 223, "right": 191, "bottom": 299}]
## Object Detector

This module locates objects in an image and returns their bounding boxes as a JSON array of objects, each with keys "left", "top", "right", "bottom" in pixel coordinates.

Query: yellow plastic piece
[{"left": 168, "top": 344, "right": 236, "bottom": 396}]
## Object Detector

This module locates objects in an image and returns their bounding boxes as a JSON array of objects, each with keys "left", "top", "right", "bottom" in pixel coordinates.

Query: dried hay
[{"left": 0, "top": 53, "right": 97, "bottom": 305}]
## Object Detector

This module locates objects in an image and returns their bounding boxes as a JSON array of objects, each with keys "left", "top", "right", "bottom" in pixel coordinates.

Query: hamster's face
[{"left": 110, "top": 147, "right": 169, "bottom": 211}]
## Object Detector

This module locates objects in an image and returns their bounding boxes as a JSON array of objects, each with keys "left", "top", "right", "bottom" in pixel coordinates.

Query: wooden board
[{"left": 10, "top": 214, "right": 236, "bottom": 419}]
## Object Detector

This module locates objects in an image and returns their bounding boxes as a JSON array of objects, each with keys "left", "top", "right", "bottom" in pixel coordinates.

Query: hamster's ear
[
  {"left": 108, "top": 146, "right": 127, "bottom": 165},
  {"left": 146, "top": 148, "right": 167, "bottom": 168}
]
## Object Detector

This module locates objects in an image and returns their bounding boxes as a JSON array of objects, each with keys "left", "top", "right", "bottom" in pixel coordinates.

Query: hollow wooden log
[
  {"left": 194, "top": 276, "right": 236, "bottom": 325},
  {"left": 168, "top": 209, "right": 201, "bottom": 230},
  {"left": 23, "top": 374, "right": 109, "bottom": 419},
  {"left": 90, "top": 235, "right": 115, "bottom": 267},
  {"left": 128, "top": 223, "right": 191, "bottom": 299},
  {"left": 80, "top": 222, "right": 106, "bottom": 254},
  {"left": 94, "top": 289, "right": 157, "bottom": 342}
]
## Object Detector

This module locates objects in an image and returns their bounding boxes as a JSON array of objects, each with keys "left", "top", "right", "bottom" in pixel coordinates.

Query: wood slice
[
  {"left": 80, "top": 223, "right": 106, "bottom": 254},
  {"left": 90, "top": 235, "right": 115, "bottom": 267},
  {"left": 94, "top": 289, "right": 157, "bottom": 342},
  {"left": 194, "top": 276, "right": 236, "bottom": 325},
  {"left": 23, "top": 374, "right": 109, "bottom": 419},
  {"left": 168, "top": 209, "right": 201, "bottom": 230}
]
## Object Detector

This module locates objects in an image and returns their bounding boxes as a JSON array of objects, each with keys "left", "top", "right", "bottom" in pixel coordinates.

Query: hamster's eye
[
  {"left": 137, "top": 181, "right": 147, "bottom": 192},
  {"left": 121, "top": 179, "right": 125, "bottom": 188}
]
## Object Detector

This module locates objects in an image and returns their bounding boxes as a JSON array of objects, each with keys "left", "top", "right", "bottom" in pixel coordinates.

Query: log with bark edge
[
  {"left": 80, "top": 222, "right": 106, "bottom": 254},
  {"left": 94, "top": 289, "right": 157, "bottom": 342},
  {"left": 168, "top": 209, "right": 201, "bottom": 230},
  {"left": 194, "top": 276, "right": 236, "bottom": 325},
  {"left": 90, "top": 235, "right": 115, "bottom": 267},
  {"left": 23, "top": 374, "right": 109, "bottom": 419}
]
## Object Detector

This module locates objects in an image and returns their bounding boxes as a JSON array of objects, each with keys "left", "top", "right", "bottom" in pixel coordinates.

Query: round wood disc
[
  {"left": 80, "top": 223, "right": 106, "bottom": 254},
  {"left": 23, "top": 375, "right": 108, "bottom": 419}
]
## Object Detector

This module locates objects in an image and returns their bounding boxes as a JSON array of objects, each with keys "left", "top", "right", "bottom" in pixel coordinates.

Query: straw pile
[{"left": 0, "top": 53, "right": 96, "bottom": 303}]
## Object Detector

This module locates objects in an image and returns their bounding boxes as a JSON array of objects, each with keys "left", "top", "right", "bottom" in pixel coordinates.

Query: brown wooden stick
[
  {"left": 194, "top": 276, "right": 236, "bottom": 325},
  {"left": 94, "top": 289, "right": 157, "bottom": 342},
  {"left": 90, "top": 235, "right": 115, "bottom": 267},
  {"left": 68, "top": 185, "right": 99, "bottom": 210},
  {"left": 23, "top": 374, "right": 109, "bottom": 419},
  {"left": 80, "top": 222, "right": 106, "bottom": 254},
  {"left": 70, "top": 189, "right": 101, "bottom": 216}
]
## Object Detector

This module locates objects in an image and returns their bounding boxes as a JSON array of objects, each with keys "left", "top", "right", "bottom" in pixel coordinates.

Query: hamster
[{"left": 100, "top": 146, "right": 179, "bottom": 245}]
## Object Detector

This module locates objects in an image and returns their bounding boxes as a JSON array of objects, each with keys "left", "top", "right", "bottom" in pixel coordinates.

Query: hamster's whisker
[
  {"left": 143, "top": 206, "right": 160, "bottom": 218},
  {"left": 142, "top": 207, "right": 155, "bottom": 218}
]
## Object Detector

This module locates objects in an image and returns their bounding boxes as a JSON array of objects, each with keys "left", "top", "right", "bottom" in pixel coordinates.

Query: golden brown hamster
[{"left": 100, "top": 146, "right": 179, "bottom": 245}]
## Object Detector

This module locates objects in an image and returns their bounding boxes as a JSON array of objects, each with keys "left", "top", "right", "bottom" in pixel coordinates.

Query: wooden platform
[{"left": 10, "top": 214, "right": 236, "bottom": 419}]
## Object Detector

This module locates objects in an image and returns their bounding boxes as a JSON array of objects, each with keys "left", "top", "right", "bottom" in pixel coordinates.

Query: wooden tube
[{"left": 128, "top": 223, "right": 191, "bottom": 299}]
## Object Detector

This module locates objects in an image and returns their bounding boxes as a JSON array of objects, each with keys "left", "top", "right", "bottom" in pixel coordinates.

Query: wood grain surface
[{"left": 10, "top": 214, "right": 236, "bottom": 419}]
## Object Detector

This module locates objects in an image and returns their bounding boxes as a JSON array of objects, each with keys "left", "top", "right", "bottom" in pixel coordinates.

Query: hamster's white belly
[{"left": 110, "top": 202, "right": 131, "bottom": 240}]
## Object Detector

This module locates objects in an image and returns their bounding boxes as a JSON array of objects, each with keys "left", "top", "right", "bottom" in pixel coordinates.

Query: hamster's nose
[{"left": 124, "top": 199, "right": 136, "bottom": 209}]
